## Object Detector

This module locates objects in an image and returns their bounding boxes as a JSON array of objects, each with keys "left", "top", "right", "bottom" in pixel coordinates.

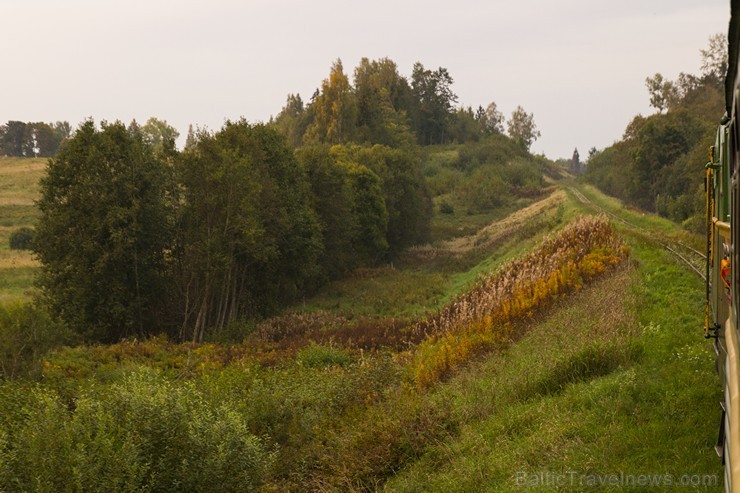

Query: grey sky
[{"left": 0, "top": 0, "right": 730, "bottom": 159}]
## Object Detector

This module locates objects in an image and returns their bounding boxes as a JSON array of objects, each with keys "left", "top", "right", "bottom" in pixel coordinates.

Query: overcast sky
[{"left": 0, "top": 0, "right": 730, "bottom": 159}]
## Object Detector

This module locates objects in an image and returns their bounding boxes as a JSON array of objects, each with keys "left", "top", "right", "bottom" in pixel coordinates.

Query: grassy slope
[
  {"left": 384, "top": 183, "right": 723, "bottom": 492},
  {"left": 266, "top": 179, "right": 722, "bottom": 490},
  {"left": 0, "top": 157, "right": 44, "bottom": 304},
  {"left": 0, "top": 157, "right": 723, "bottom": 490}
]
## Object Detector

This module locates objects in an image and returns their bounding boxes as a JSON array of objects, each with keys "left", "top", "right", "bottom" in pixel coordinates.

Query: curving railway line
[{"left": 567, "top": 185, "right": 707, "bottom": 281}]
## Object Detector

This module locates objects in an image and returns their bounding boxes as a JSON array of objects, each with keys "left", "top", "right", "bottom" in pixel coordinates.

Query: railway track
[{"left": 568, "top": 186, "right": 707, "bottom": 281}]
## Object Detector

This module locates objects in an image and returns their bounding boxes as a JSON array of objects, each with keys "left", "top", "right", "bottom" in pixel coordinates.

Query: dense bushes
[
  {"left": 0, "top": 370, "right": 271, "bottom": 492},
  {"left": 421, "top": 137, "right": 546, "bottom": 215},
  {"left": 0, "top": 344, "right": 408, "bottom": 490},
  {"left": 454, "top": 133, "right": 528, "bottom": 172}
]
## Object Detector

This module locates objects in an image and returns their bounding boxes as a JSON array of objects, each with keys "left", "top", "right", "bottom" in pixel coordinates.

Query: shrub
[
  {"left": 8, "top": 227, "right": 34, "bottom": 250},
  {"left": 501, "top": 158, "right": 544, "bottom": 195},
  {"left": 0, "top": 303, "right": 71, "bottom": 380},
  {"left": 439, "top": 199, "right": 454, "bottom": 214},
  {"left": 205, "top": 318, "right": 256, "bottom": 343},
  {"left": 682, "top": 214, "right": 705, "bottom": 234},
  {"left": 297, "top": 342, "right": 352, "bottom": 368},
  {"left": 1, "top": 370, "right": 272, "bottom": 492},
  {"left": 457, "top": 168, "right": 509, "bottom": 213},
  {"left": 426, "top": 167, "right": 462, "bottom": 196}
]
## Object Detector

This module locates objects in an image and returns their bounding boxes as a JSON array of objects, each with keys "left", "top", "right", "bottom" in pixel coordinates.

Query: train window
[{"left": 734, "top": 166, "right": 739, "bottom": 321}]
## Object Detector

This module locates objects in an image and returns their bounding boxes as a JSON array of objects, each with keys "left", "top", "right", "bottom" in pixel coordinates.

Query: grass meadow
[
  {"left": 0, "top": 157, "right": 44, "bottom": 304},
  {"left": 0, "top": 156, "right": 724, "bottom": 491}
]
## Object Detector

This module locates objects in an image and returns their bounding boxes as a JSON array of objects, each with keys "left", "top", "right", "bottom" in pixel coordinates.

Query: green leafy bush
[
  {"left": 297, "top": 342, "right": 352, "bottom": 368},
  {"left": 8, "top": 227, "right": 34, "bottom": 250},
  {"left": 0, "top": 303, "right": 71, "bottom": 379},
  {"left": 501, "top": 158, "right": 544, "bottom": 195},
  {"left": 457, "top": 168, "right": 509, "bottom": 213},
  {"left": 0, "top": 370, "right": 272, "bottom": 492}
]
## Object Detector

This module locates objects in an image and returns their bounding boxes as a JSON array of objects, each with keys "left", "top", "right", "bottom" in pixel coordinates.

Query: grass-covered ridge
[
  {"left": 386, "top": 232, "right": 722, "bottom": 490},
  {"left": 0, "top": 153, "right": 723, "bottom": 491},
  {"left": 410, "top": 214, "right": 628, "bottom": 388}
]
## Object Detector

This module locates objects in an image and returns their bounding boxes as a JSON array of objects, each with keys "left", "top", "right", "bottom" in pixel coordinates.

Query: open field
[{"left": 0, "top": 157, "right": 44, "bottom": 304}]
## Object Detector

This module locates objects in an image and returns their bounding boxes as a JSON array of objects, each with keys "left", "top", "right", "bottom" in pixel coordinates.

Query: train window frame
[
  {"left": 733, "top": 166, "right": 738, "bottom": 324},
  {"left": 732, "top": 115, "right": 739, "bottom": 322}
]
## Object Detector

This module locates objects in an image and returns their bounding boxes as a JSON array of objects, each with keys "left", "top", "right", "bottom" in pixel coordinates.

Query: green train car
[{"left": 707, "top": 2, "right": 740, "bottom": 489}]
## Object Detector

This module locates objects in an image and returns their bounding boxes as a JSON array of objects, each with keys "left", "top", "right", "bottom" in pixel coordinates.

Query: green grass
[
  {"left": 294, "top": 195, "right": 568, "bottom": 319},
  {"left": 295, "top": 267, "right": 449, "bottom": 318},
  {"left": 0, "top": 157, "right": 45, "bottom": 204},
  {"left": 0, "top": 266, "right": 37, "bottom": 304},
  {"left": 378, "top": 181, "right": 720, "bottom": 491},
  {"left": 443, "top": 204, "right": 568, "bottom": 304},
  {"left": 429, "top": 196, "right": 535, "bottom": 243},
  {"left": 384, "top": 232, "right": 722, "bottom": 492},
  {"left": 268, "top": 183, "right": 722, "bottom": 489},
  {"left": 574, "top": 182, "right": 680, "bottom": 235}
]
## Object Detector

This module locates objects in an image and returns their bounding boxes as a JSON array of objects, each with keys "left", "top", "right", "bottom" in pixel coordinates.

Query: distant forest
[
  {"left": 0, "top": 121, "right": 72, "bottom": 157},
  {"left": 585, "top": 34, "right": 726, "bottom": 231},
  {"left": 24, "top": 58, "right": 546, "bottom": 344},
  {"left": 269, "top": 58, "right": 540, "bottom": 150}
]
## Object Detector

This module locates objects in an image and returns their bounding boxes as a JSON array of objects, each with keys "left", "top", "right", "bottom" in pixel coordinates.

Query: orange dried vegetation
[{"left": 411, "top": 215, "right": 628, "bottom": 388}]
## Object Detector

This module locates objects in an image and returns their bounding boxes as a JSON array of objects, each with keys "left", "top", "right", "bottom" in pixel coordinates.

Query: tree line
[
  {"left": 272, "top": 58, "right": 540, "bottom": 151},
  {"left": 33, "top": 119, "right": 433, "bottom": 343},
  {"left": 0, "top": 121, "right": 72, "bottom": 157},
  {"left": 585, "top": 34, "right": 725, "bottom": 230}
]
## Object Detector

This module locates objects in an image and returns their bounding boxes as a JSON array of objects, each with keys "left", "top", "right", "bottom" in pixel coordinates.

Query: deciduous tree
[
  {"left": 480, "top": 101, "right": 505, "bottom": 135},
  {"left": 141, "top": 117, "right": 180, "bottom": 155},
  {"left": 701, "top": 33, "right": 728, "bottom": 87},
  {"left": 507, "top": 106, "right": 541, "bottom": 151},
  {"left": 303, "top": 60, "right": 358, "bottom": 145},
  {"left": 353, "top": 58, "right": 415, "bottom": 147},
  {"left": 410, "top": 63, "right": 458, "bottom": 145},
  {"left": 177, "top": 121, "right": 322, "bottom": 342},
  {"left": 34, "top": 121, "right": 173, "bottom": 341},
  {"left": 273, "top": 94, "right": 309, "bottom": 147},
  {"left": 0, "top": 121, "right": 28, "bottom": 156},
  {"left": 332, "top": 144, "right": 432, "bottom": 253}
]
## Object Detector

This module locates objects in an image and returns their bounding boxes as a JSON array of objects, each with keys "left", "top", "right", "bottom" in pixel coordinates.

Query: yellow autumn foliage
[{"left": 411, "top": 215, "right": 628, "bottom": 388}]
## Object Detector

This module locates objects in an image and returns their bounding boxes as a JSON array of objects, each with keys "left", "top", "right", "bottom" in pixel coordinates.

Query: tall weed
[{"left": 411, "top": 215, "right": 628, "bottom": 387}]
